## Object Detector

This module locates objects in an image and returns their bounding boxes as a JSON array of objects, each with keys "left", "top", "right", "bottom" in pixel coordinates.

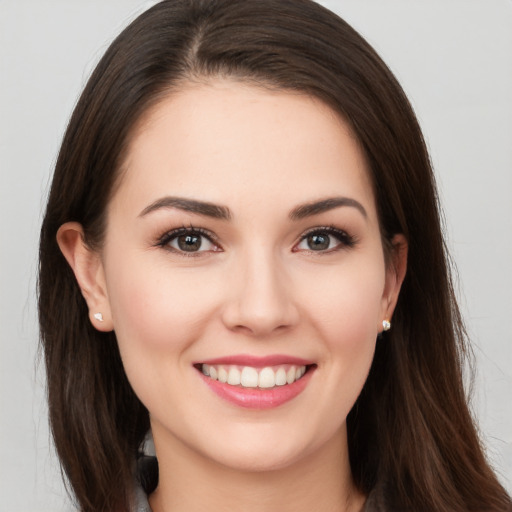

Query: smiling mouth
[{"left": 196, "top": 363, "right": 312, "bottom": 389}]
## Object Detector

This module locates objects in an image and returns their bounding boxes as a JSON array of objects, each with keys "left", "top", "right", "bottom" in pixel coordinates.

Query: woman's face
[{"left": 93, "top": 80, "right": 404, "bottom": 471}]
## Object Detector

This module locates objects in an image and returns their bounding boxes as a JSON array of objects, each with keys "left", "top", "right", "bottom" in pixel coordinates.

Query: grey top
[{"left": 134, "top": 484, "right": 152, "bottom": 512}]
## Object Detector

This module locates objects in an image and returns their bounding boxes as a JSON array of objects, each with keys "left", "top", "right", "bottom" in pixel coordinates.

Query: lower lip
[{"left": 198, "top": 368, "right": 314, "bottom": 409}]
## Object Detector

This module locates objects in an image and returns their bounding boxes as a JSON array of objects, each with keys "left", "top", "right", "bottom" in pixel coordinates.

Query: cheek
[
  {"left": 103, "top": 253, "right": 224, "bottom": 373},
  {"left": 102, "top": 255, "right": 221, "bottom": 414},
  {"left": 297, "top": 257, "right": 384, "bottom": 406},
  {"left": 301, "top": 259, "right": 386, "bottom": 344}
]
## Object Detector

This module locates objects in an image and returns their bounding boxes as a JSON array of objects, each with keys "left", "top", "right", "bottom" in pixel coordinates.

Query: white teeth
[
  {"left": 241, "top": 366, "right": 259, "bottom": 388},
  {"left": 218, "top": 367, "right": 228, "bottom": 383},
  {"left": 201, "top": 364, "right": 308, "bottom": 389},
  {"left": 227, "top": 367, "right": 241, "bottom": 385},
  {"left": 275, "top": 368, "right": 287, "bottom": 386},
  {"left": 258, "top": 367, "right": 275, "bottom": 388}
]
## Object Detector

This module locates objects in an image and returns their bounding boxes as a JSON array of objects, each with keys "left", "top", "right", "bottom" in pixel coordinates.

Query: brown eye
[
  {"left": 160, "top": 228, "right": 219, "bottom": 254},
  {"left": 306, "top": 233, "right": 330, "bottom": 251},
  {"left": 177, "top": 234, "right": 202, "bottom": 252},
  {"left": 295, "top": 227, "right": 356, "bottom": 253}
]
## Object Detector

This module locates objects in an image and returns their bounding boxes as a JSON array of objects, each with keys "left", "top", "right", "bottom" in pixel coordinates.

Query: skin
[{"left": 58, "top": 80, "right": 407, "bottom": 512}]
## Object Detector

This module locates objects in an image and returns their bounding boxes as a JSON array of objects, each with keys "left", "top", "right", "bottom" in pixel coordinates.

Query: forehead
[{"left": 114, "top": 79, "right": 376, "bottom": 220}]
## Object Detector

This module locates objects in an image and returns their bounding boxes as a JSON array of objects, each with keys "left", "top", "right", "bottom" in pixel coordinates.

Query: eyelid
[
  {"left": 155, "top": 225, "right": 355, "bottom": 255},
  {"left": 293, "top": 225, "right": 356, "bottom": 252},
  {"left": 156, "top": 226, "right": 222, "bottom": 254}
]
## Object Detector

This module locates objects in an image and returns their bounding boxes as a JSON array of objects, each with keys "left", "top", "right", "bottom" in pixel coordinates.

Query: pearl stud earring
[
  {"left": 94, "top": 312, "right": 104, "bottom": 322},
  {"left": 382, "top": 319, "right": 391, "bottom": 331}
]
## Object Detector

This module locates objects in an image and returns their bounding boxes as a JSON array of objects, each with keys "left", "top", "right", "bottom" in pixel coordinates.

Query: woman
[{"left": 38, "top": 0, "right": 512, "bottom": 511}]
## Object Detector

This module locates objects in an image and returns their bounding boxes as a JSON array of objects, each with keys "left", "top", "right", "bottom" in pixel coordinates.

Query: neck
[{"left": 148, "top": 424, "right": 365, "bottom": 512}]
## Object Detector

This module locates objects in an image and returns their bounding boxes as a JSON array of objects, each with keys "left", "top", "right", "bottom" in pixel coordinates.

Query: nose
[{"left": 220, "top": 249, "right": 299, "bottom": 337}]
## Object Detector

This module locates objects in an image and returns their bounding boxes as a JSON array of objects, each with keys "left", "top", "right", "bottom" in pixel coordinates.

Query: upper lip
[{"left": 196, "top": 354, "right": 315, "bottom": 367}]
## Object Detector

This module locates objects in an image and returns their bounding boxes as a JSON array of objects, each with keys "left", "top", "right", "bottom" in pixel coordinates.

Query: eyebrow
[
  {"left": 138, "top": 195, "right": 366, "bottom": 221},
  {"left": 289, "top": 197, "right": 367, "bottom": 220},
  {"left": 139, "top": 196, "right": 232, "bottom": 220}
]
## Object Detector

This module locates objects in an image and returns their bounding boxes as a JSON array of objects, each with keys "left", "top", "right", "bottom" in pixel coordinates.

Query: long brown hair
[{"left": 38, "top": 1, "right": 511, "bottom": 511}]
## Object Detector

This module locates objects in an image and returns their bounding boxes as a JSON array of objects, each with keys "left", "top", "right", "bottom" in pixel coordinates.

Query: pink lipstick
[{"left": 195, "top": 354, "right": 316, "bottom": 409}]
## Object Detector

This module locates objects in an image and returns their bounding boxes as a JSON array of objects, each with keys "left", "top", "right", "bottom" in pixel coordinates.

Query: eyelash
[
  {"left": 156, "top": 226, "right": 221, "bottom": 257},
  {"left": 155, "top": 225, "right": 356, "bottom": 256},
  {"left": 294, "top": 226, "right": 357, "bottom": 253}
]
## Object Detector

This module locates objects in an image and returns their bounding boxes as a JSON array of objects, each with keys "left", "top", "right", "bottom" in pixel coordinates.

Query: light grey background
[{"left": 1, "top": 1, "right": 511, "bottom": 510}]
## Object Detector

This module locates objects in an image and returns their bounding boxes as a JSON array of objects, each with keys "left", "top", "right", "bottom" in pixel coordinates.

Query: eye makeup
[
  {"left": 293, "top": 225, "right": 357, "bottom": 253},
  {"left": 154, "top": 223, "right": 358, "bottom": 258},
  {"left": 155, "top": 226, "right": 222, "bottom": 256}
]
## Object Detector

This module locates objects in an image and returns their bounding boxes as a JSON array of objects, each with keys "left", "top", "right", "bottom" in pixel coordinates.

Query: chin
[
  {"left": 197, "top": 423, "right": 338, "bottom": 474},
  {"left": 207, "top": 444, "right": 306, "bottom": 474}
]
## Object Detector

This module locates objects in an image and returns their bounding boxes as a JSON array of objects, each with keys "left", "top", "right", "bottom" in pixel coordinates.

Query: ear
[
  {"left": 56, "top": 222, "right": 113, "bottom": 332},
  {"left": 379, "top": 234, "right": 408, "bottom": 332}
]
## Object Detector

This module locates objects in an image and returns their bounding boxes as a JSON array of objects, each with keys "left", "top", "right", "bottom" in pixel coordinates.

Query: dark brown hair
[{"left": 39, "top": 1, "right": 512, "bottom": 511}]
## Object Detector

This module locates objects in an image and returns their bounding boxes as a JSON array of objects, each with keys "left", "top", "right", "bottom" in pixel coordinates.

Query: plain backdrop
[{"left": 1, "top": 1, "right": 511, "bottom": 510}]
